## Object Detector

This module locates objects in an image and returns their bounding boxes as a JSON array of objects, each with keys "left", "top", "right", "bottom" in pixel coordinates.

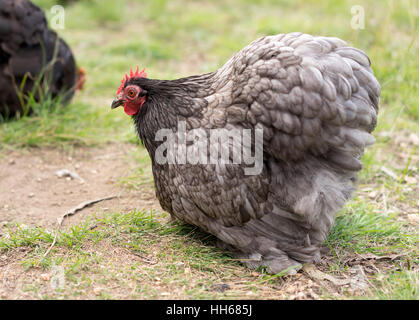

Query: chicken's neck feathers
[{"left": 132, "top": 71, "right": 224, "bottom": 157}]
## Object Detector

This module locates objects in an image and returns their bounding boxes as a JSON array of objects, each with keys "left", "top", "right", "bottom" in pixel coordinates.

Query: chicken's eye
[{"left": 127, "top": 89, "right": 136, "bottom": 98}]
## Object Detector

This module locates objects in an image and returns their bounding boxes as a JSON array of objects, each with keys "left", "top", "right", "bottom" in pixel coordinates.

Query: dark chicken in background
[
  {"left": 0, "top": 0, "right": 84, "bottom": 118},
  {"left": 112, "top": 33, "right": 380, "bottom": 273}
]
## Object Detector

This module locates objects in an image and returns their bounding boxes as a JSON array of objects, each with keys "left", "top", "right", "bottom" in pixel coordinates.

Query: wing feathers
[{"left": 221, "top": 33, "right": 380, "bottom": 170}]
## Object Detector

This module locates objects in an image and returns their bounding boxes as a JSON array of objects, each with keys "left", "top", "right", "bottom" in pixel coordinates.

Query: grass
[
  {"left": 0, "top": 0, "right": 417, "bottom": 299},
  {"left": 0, "top": 205, "right": 416, "bottom": 299},
  {"left": 0, "top": 211, "right": 243, "bottom": 299},
  {"left": 329, "top": 201, "right": 409, "bottom": 254}
]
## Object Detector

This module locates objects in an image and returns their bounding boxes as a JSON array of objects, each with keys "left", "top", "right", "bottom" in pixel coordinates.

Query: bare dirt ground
[
  {"left": 0, "top": 144, "right": 166, "bottom": 299},
  {"left": 0, "top": 144, "right": 160, "bottom": 228}
]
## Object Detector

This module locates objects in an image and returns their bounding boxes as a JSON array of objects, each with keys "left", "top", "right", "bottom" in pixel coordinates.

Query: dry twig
[{"left": 43, "top": 195, "right": 117, "bottom": 258}]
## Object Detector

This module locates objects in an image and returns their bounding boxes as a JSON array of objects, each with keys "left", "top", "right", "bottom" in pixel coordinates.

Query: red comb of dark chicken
[
  {"left": 113, "top": 66, "right": 147, "bottom": 115},
  {"left": 117, "top": 66, "right": 147, "bottom": 95},
  {"left": 112, "top": 33, "right": 380, "bottom": 274},
  {"left": 76, "top": 67, "right": 87, "bottom": 92},
  {"left": 0, "top": 0, "right": 81, "bottom": 117}
]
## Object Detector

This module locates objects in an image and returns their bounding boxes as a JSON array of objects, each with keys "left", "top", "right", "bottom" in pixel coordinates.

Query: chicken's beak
[{"left": 111, "top": 98, "right": 124, "bottom": 109}]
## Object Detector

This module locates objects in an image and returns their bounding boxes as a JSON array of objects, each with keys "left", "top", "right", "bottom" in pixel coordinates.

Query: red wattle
[
  {"left": 123, "top": 96, "right": 146, "bottom": 116},
  {"left": 124, "top": 104, "right": 139, "bottom": 115}
]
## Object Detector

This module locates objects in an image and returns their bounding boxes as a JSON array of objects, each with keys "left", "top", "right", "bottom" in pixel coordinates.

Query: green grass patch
[
  {"left": 327, "top": 199, "right": 414, "bottom": 254},
  {"left": 1, "top": 205, "right": 417, "bottom": 299},
  {"left": 370, "top": 270, "right": 418, "bottom": 300}
]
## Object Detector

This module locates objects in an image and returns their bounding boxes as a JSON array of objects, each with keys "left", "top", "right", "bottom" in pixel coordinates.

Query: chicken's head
[{"left": 111, "top": 66, "right": 147, "bottom": 115}]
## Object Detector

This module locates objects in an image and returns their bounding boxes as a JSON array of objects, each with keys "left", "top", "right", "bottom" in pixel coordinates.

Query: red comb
[{"left": 117, "top": 66, "right": 147, "bottom": 95}]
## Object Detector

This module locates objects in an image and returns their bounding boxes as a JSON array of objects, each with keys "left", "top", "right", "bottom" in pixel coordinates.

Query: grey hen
[
  {"left": 0, "top": 0, "right": 78, "bottom": 117},
  {"left": 111, "top": 32, "right": 380, "bottom": 274}
]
